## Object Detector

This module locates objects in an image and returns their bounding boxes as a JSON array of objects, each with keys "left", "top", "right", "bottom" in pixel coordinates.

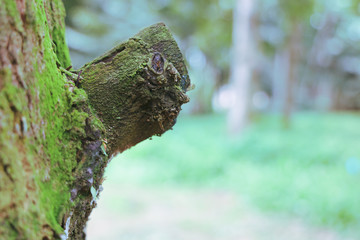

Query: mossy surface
[
  {"left": 0, "top": 0, "right": 96, "bottom": 239},
  {"left": 80, "top": 23, "right": 191, "bottom": 155}
]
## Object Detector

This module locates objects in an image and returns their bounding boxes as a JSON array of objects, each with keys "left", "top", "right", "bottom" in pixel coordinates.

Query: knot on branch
[{"left": 151, "top": 52, "right": 165, "bottom": 74}]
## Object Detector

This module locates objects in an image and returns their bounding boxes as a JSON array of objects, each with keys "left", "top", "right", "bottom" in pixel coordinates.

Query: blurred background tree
[
  {"left": 62, "top": 0, "right": 360, "bottom": 239},
  {"left": 227, "top": 0, "right": 255, "bottom": 134}
]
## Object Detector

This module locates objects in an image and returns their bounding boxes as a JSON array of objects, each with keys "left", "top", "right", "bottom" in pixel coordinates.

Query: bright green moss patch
[
  {"left": 39, "top": 181, "right": 71, "bottom": 233},
  {"left": 43, "top": 1, "right": 71, "bottom": 67},
  {"left": 51, "top": 24, "right": 72, "bottom": 67},
  {"left": 31, "top": 0, "right": 85, "bottom": 234}
]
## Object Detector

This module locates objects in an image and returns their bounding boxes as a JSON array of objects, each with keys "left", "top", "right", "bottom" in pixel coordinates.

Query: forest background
[{"left": 63, "top": 0, "right": 360, "bottom": 239}]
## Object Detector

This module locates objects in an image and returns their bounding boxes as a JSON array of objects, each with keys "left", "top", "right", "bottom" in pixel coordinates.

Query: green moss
[
  {"left": 3, "top": 0, "right": 24, "bottom": 32},
  {"left": 68, "top": 110, "right": 88, "bottom": 137},
  {"left": 33, "top": 0, "right": 71, "bottom": 68},
  {"left": 68, "top": 88, "right": 88, "bottom": 105},
  {"left": 134, "top": 23, "right": 173, "bottom": 43},
  {"left": 46, "top": 1, "right": 71, "bottom": 67},
  {"left": 0, "top": 74, "right": 44, "bottom": 239},
  {"left": 52, "top": 26, "right": 71, "bottom": 67},
  {"left": 0, "top": 0, "right": 94, "bottom": 238},
  {"left": 39, "top": 182, "right": 71, "bottom": 233},
  {"left": 31, "top": 0, "right": 83, "bottom": 235},
  {"left": 92, "top": 115, "right": 105, "bottom": 132}
]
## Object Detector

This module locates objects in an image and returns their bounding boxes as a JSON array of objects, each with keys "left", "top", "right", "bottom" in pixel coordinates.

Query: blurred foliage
[
  {"left": 150, "top": 0, "right": 233, "bottom": 70},
  {"left": 278, "top": 0, "right": 314, "bottom": 23},
  {"left": 108, "top": 113, "right": 360, "bottom": 237},
  {"left": 63, "top": 0, "right": 360, "bottom": 113}
]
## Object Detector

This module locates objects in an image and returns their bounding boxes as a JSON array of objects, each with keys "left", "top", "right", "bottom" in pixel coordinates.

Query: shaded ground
[{"left": 86, "top": 183, "right": 354, "bottom": 240}]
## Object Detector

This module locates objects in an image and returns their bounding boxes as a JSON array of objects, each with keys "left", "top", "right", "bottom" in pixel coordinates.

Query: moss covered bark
[
  {"left": 1, "top": 0, "right": 75, "bottom": 239},
  {"left": 0, "top": 1, "right": 190, "bottom": 240},
  {"left": 80, "top": 23, "right": 190, "bottom": 155}
]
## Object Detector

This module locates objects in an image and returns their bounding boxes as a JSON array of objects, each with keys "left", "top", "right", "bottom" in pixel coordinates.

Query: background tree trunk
[
  {"left": 272, "top": 50, "right": 289, "bottom": 113},
  {"left": 283, "top": 23, "right": 302, "bottom": 128},
  {"left": 0, "top": 1, "right": 190, "bottom": 239},
  {"left": 227, "top": 0, "right": 255, "bottom": 134}
]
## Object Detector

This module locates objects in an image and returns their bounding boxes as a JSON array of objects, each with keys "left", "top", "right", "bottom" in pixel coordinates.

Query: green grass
[{"left": 106, "top": 112, "right": 360, "bottom": 235}]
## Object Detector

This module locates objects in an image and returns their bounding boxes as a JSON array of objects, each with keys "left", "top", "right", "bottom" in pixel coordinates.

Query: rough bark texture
[
  {"left": 80, "top": 23, "right": 190, "bottom": 155},
  {"left": 0, "top": 1, "right": 190, "bottom": 240}
]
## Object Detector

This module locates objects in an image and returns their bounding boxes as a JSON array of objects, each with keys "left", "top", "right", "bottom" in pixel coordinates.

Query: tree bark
[{"left": 0, "top": 1, "right": 190, "bottom": 239}]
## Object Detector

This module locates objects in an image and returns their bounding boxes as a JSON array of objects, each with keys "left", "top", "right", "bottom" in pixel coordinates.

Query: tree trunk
[
  {"left": 272, "top": 50, "right": 288, "bottom": 112},
  {"left": 227, "top": 0, "right": 254, "bottom": 134},
  {"left": 0, "top": 1, "right": 190, "bottom": 239},
  {"left": 283, "top": 23, "right": 302, "bottom": 128}
]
